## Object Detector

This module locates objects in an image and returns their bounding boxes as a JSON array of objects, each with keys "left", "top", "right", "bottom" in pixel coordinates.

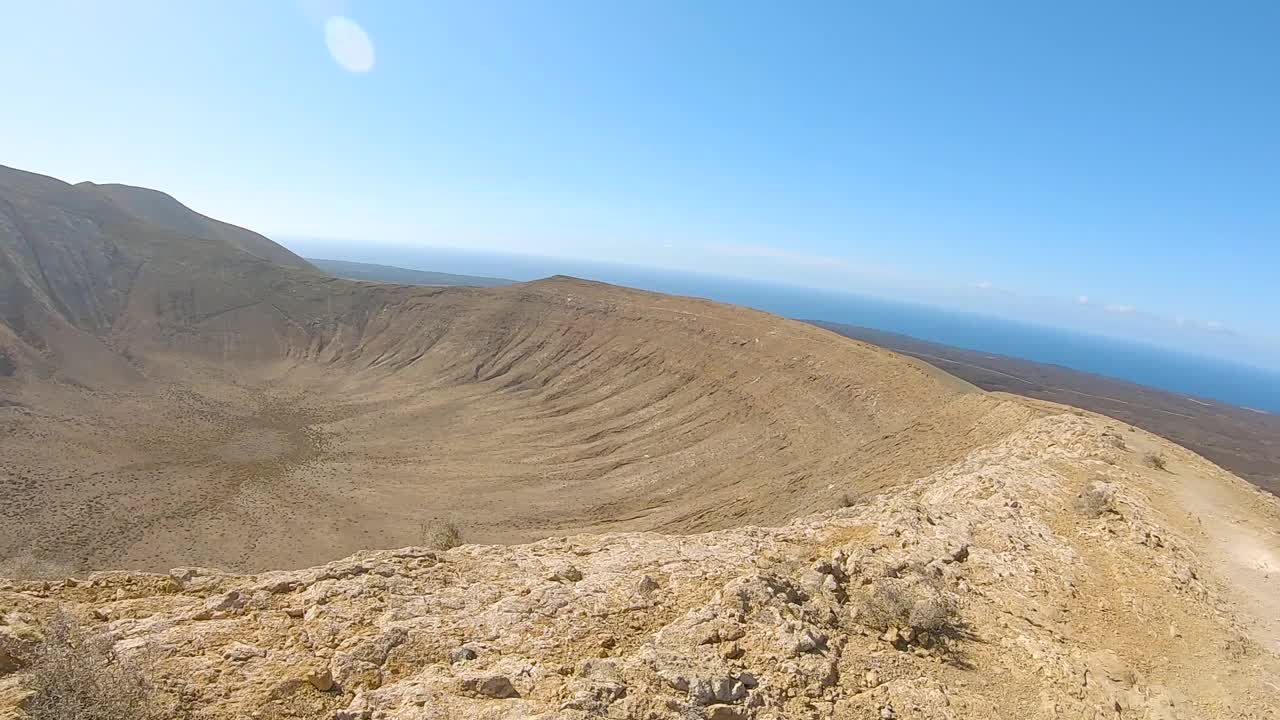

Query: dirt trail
[
  {"left": 1177, "top": 474, "right": 1280, "bottom": 651},
  {"left": 1132, "top": 431, "right": 1280, "bottom": 652}
]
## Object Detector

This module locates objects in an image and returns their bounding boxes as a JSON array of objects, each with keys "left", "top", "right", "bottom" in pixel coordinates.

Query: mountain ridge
[
  {"left": 1, "top": 166, "right": 1278, "bottom": 719},
  {"left": 1, "top": 166, "right": 1030, "bottom": 574}
]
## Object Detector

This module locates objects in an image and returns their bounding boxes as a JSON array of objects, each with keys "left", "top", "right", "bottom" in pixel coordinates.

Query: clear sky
[{"left": 4, "top": 1, "right": 1278, "bottom": 367}]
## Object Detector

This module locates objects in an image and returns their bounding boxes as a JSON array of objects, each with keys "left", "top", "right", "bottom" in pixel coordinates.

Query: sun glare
[{"left": 324, "top": 15, "right": 375, "bottom": 73}]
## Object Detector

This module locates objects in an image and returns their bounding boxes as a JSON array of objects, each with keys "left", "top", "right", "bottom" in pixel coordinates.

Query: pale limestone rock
[
  {"left": 461, "top": 672, "right": 518, "bottom": 699},
  {"left": 306, "top": 667, "right": 335, "bottom": 692},
  {"left": 222, "top": 642, "right": 266, "bottom": 661}
]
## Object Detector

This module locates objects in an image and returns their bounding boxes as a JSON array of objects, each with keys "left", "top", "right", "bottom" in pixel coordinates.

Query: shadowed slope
[{"left": 80, "top": 182, "right": 312, "bottom": 270}]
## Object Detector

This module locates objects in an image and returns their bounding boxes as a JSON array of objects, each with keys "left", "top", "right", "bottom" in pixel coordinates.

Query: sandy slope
[
  {"left": 1, "top": 165, "right": 1034, "bottom": 572},
  {"left": 3, "top": 411, "right": 1278, "bottom": 719},
  {"left": 2, "top": 165, "right": 1277, "bottom": 718},
  {"left": 0, "top": 274, "right": 1039, "bottom": 572}
]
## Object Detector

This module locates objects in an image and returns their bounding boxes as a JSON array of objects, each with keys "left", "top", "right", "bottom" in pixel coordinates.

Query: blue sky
[{"left": 4, "top": 1, "right": 1278, "bottom": 366}]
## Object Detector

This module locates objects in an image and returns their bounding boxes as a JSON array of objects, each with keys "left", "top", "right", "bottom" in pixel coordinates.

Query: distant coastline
[
  {"left": 811, "top": 320, "right": 1280, "bottom": 495},
  {"left": 308, "top": 257, "right": 514, "bottom": 287},
  {"left": 296, "top": 246, "right": 1280, "bottom": 495},
  {"left": 282, "top": 242, "right": 1280, "bottom": 416}
]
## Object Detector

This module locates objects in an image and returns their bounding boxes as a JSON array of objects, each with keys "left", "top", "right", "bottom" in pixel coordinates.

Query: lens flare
[{"left": 325, "top": 15, "right": 375, "bottom": 73}]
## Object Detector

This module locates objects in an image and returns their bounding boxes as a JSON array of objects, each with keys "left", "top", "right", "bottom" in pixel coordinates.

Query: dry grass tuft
[
  {"left": 1143, "top": 452, "right": 1168, "bottom": 471},
  {"left": 24, "top": 611, "right": 169, "bottom": 720},
  {"left": 1075, "top": 482, "right": 1116, "bottom": 518},
  {"left": 858, "top": 572, "right": 957, "bottom": 634},
  {"left": 421, "top": 519, "right": 463, "bottom": 551}
]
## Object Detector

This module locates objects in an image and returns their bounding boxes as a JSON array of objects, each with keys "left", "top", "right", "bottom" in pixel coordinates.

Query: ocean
[{"left": 290, "top": 242, "right": 1280, "bottom": 414}]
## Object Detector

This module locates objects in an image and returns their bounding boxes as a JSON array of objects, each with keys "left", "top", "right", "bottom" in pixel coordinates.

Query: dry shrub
[
  {"left": 859, "top": 572, "right": 957, "bottom": 634},
  {"left": 25, "top": 611, "right": 167, "bottom": 720},
  {"left": 859, "top": 581, "right": 912, "bottom": 631},
  {"left": 839, "top": 492, "right": 857, "bottom": 508},
  {"left": 906, "top": 591, "right": 955, "bottom": 632},
  {"left": 1075, "top": 483, "right": 1116, "bottom": 518},
  {"left": 1142, "top": 452, "right": 1168, "bottom": 471},
  {"left": 420, "top": 519, "right": 463, "bottom": 551}
]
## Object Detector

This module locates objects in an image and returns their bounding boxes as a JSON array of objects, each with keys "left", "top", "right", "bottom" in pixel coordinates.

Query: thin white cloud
[
  {"left": 1077, "top": 295, "right": 1090, "bottom": 305},
  {"left": 1189, "top": 319, "right": 1236, "bottom": 336},
  {"left": 1104, "top": 303, "right": 1136, "bottom": 314},
  {"left": 702, "top": 242, "right": 853, "bottom": 269},
  {"left": 970, "top": 280, "right": 993, "bottom": 290}
]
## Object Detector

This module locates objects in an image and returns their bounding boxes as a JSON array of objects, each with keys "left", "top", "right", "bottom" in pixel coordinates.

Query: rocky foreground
[{"left": 3, "top": 411, "right": 1278, "bottom": 719}]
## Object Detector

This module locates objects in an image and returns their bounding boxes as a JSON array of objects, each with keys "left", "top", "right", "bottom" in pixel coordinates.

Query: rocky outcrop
[{"left": 2, "top": 412, "right": 1275, "bottom": 719}]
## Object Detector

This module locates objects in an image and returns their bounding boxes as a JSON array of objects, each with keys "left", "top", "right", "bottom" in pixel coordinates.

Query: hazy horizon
[{"left": 284, "top": 236, "right": 1280, "bottom": 377}]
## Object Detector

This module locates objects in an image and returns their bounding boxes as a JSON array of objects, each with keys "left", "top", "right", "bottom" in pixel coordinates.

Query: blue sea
[{"left": 289, "top": 241, "right": 1280, "bottom": 414}]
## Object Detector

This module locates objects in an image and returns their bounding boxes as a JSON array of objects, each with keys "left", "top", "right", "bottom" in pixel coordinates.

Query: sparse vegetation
[
  {"left": 1143, "top": 452, "right": 1168, "bottom": 471},
  {"left": 1075, "top": 482, "right": 1116, "bottom": 518},
  {"left": 421, "top": 519, "right": 463, "bottom": 551},
  {"left": 858, "top": 572, "right": 958, "bottom": 635},
  {"left": 24, "top": 611, "right": 168, "bottom": 720},
  {"left": 839, "top": 491, "right": 857, "bottom": 508}
]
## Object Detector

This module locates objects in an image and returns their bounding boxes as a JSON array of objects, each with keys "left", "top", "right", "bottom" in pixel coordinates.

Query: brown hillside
[
  {"left": 83, "top": 182, "right": 312, "bottom": 270},
  {"left": 0, "top": 166, "right": 1035, "bottom": 573},
  {"left": 3, "top": 167, "right": 1280, "bottom": 720}
]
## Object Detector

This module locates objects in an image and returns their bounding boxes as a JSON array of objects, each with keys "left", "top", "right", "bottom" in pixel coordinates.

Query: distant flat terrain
[
  {"left": 308, "top": 257, "right": 514, "bottom": 287},
  {"left": 813, "top": 320, "right": 1280, "bottom": 495}
]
